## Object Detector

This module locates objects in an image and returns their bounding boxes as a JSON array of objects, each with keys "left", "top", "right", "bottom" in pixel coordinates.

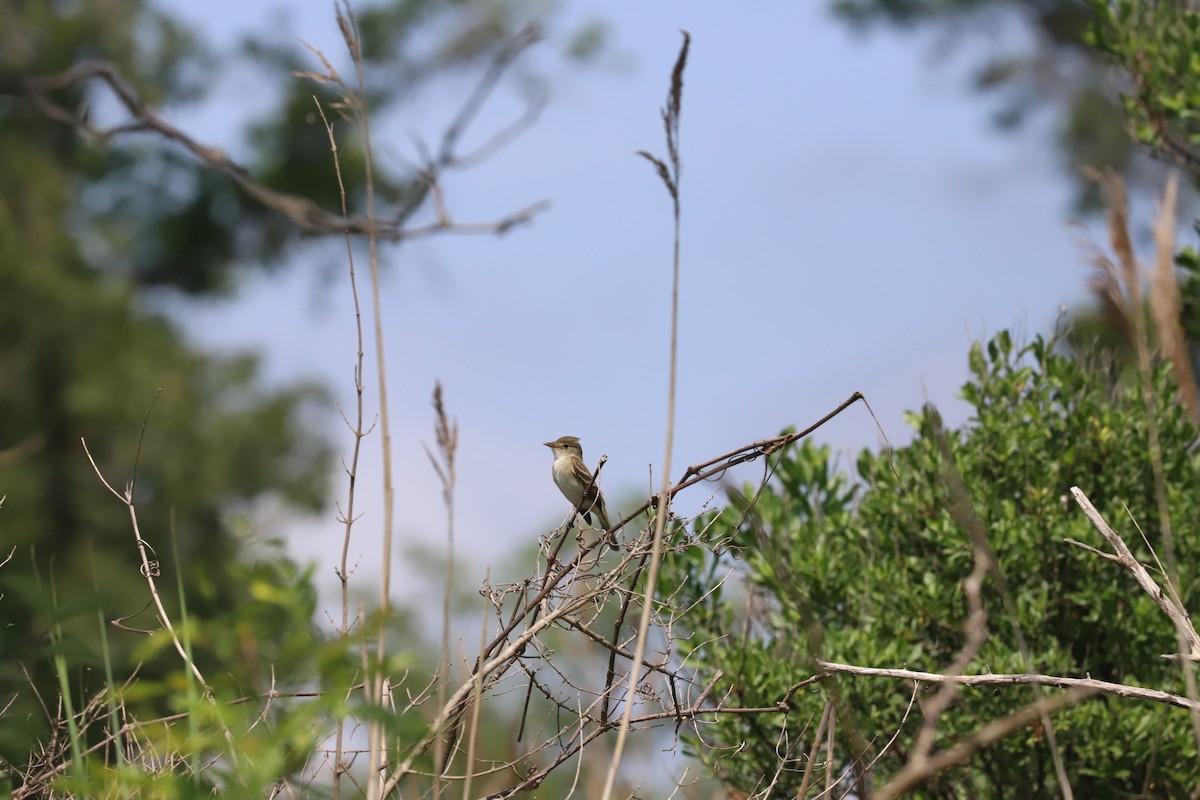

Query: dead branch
[
  {"left": 7, "top": 26, "right": 548, "bottom": 244},
  {"left": 376, "top": 393, "right": 866, "bottom": 796}
]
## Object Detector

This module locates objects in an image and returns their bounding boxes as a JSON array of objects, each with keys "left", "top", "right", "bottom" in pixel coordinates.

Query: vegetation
[
  {"left": 656, "top": 4, "right": 1200, "bottom": 795},
  {"left": 0, "top": 0, "right": 332, "bottom": 772},
  {"left": 1089, "top": 0, "right": 1200, "bottom": 188},
  {"left": 662, "top": 331, "right": 1200, "bottom": 796},
  {"left": 3, "top": 0, "right": 1200, "bottom": 797},
  {"left": 0, "top": 0, "right": 595, "bottom": 795}
]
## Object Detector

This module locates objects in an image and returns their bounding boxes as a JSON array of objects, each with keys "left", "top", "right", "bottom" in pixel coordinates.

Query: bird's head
[{"left": 543, "top": 436, "right": 583, "bottom": 459}]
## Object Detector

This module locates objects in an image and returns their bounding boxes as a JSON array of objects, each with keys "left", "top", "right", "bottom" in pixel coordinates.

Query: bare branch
[{"left": 9, "top": 28, "right": 548, "bottom": 245}]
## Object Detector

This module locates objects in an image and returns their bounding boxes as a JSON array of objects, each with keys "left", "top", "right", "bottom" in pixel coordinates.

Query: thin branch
[
  {"left": 314, "top": 93, "right": 363, "bottom": 800},
  {"left": 81, "top": 437, "right": 208, "bottom": 691},
  {"left": 932, "top": 409, "right": 1074, "bottom": 800},
  {"left": 796, "top": 699, "right": 834, "bottom": 799},
  {"left": 908, "top": 413, "right": 996, "bottom": 771},
  {"left": 461, "top": 569, "right": 491, "bottom": 800},
  {"left": 326, "top": 3, "right": 396, "bottom": 794},
  {"left": 438, "top": 23, "right": 544, "bottom": 168}
]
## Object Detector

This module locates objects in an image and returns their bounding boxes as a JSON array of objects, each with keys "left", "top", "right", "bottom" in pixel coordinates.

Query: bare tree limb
[{"left": 7, "top": 26, "right": 548, "bottom": 245}]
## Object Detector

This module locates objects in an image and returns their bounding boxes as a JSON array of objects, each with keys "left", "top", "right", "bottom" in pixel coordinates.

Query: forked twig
[{"left": 80, "top": 396, "right": 208, "bottom": 691}]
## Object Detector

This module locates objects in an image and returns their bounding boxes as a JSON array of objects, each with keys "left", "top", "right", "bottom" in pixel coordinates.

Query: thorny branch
[
  {"left": 365, "top": 398, "right": 1190, "bottom": 799},
  {"left": 373, "top": 394, "right": 866, "bottom": 796}
]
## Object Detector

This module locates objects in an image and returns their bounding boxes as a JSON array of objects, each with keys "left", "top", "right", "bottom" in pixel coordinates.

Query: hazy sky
[{"left": 163, "top": 1, "right": 1091, "bottom": 605}]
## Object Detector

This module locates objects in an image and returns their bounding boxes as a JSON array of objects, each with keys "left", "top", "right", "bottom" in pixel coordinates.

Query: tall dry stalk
[
  {"left": 309, "top": 7, "right": 397, "bottom": 796},
  {"left": 312, "top": 94, "right": 365, "bottom": 800},
  {"left": 1148, "top": 173, "right": 1200, "bottom": 424},
  {"left": 422, "top": 382, "right": 458, "bottom": 798},
  {"left": 600, "top": 31, "right": 690, "bottom": 800}
]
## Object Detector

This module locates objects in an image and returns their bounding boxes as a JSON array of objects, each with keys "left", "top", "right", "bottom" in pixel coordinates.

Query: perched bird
[{"left": 544, "top": 435, "right": 611, "bottom": 530}]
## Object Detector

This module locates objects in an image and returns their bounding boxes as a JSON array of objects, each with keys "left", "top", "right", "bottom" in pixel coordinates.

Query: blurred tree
[
  {"left": 1089, "top": 0, "right": 1200, "bottom": 187},
  {"left": 0, "top": 0, "right": 603, "bottom": 777},
  {"left": 829, "top": 0, "right": 1153, "bottom": 210},
  {"left": 831, "top": 1, "right": 1200, "bottom": 417},
  {"left": 0, "top": 0, "right": 332, "bottom": 770},
  {"left": 660, "top": 331, "right": 1200, "bottom": 797},
  {"left": 1065, "top": 3, "right": 1200, "bottom": 404}
]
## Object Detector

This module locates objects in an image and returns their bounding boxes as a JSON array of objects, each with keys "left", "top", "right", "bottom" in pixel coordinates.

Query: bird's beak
[{"left": 543, "top": 441, "right": 554, "bottom": 449}]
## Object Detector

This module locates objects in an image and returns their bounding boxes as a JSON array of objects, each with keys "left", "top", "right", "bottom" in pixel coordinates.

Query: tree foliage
[
  {"left": 1089, "top": 0, "right": 1200, "bottom": 186},
  {"left": 0, "top": 0, "right": 337, "bottom": 771},
  {"left": 662, "top": 332, "right": 1200, "bottom": 797},
  {"left": 0, "top": 0, "right": 595, "bottom": 779}
]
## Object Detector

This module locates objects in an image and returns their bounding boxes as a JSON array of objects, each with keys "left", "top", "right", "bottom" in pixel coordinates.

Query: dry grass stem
[
  {"left": 1149, "top": 173, "right": 1200, "bottom": 423},
  {"left": 423, "top": 382, "right": 459, "bottom": 798},
  {"left": 602, "top": 31, "right": 690, "bottom": 800}
]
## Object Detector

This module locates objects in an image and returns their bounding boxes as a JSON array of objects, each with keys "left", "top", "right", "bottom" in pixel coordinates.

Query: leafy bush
[{"left": 662, "top": 332, "right": 1200, "bottom": 797}]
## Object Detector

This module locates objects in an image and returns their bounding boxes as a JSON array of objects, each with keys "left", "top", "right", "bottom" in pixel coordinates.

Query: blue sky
[{"left": 163, "top": 1, "right": 1090, "bottom": 603}]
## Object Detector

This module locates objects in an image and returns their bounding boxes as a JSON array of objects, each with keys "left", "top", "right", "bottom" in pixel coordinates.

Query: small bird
[{"left": 544, "top": 435, "right": 611, "bottom": 530}]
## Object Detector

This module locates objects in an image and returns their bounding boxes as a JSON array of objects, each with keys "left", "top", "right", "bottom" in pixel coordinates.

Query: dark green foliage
[
  {"left": 0, "top": 0, "right": 337, "bottom": 777},
  {"left": 1177, "top": 244, "right": 1200, "bottom": 346},
  {"left": 662, "top": 332, "right": 1200, "bottom": 797},
  {"left": 0, "top": 92, "right": 332, "bottom": 759},
  {"left": 1, "top": 0, "right": 601, "bottom": 791}
]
